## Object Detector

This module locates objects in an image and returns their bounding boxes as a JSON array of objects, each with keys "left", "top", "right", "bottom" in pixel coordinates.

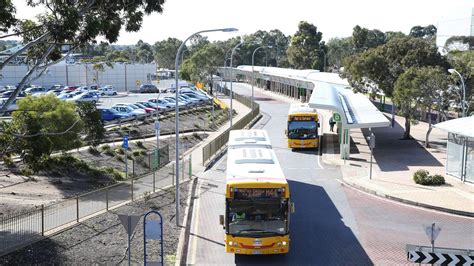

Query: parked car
[
  {"left": 147, "top": 98, "right": 174, "bottom": 110},
  {"left": 67, "top": 92, "right": 99, "bottom": 103},
  {"left": 57, "top": 93, "right": 75, "bottom": 101},
  {"left": 98, "top": 85, "right": 118, "bottom": 96},
  {"left": 1, "top": 90, "right": 26, "bottom": 98},
  {"left": 136, "top": 101, "right": 163, "bottom": 112},
  {"left": 49, "top": 84, "right": 64, "bottom": 91},
  {"left": 99, "top": 107, "right": 131, "bottom": 121},
  {"left": 111, "top": 105, "right": 143, "bottom": 118},
  {"left": 24, "top": 86, "right": 47, "bottom": 95},
  {"left": 180, "top": 91, "right": 210, "bottom": 104},
  {"left": 63, "top": 85, "right": 79, "bottom": 91},
  {"left": 163, "top": 97, "right": 187, "bottom": 109},
  {"left": 178, "top": 94, "right": 199, "bottom": 106},
  {"left": 139, "top": 84, "right": 158, "bottom": 93},
  {"left": 113, "top": 103, "right": 146, "bottom": 115},
  {"left": 133, "top": 103, "right": 155, "bottom": 113}
]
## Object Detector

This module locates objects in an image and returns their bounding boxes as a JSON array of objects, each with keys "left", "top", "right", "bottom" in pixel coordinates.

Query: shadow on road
[
  {"left": 234, "top": 180, "right": 372, "bottom": 265},
  {"left": 361, "top": 118, "right": 443, "bottom": 172}
]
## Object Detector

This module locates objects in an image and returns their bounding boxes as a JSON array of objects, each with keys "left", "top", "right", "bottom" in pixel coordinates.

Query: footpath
[{"left": 244, "top": 83, "right": 474, "bottom": 217}]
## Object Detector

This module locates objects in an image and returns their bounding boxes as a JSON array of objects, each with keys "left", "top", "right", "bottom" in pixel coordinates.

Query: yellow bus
[
  {"left": 286, "top": 103, "right": 319, "bottom": 149},
  {"left": 221, "top": 130, "right": 294, "bottom": 255}
]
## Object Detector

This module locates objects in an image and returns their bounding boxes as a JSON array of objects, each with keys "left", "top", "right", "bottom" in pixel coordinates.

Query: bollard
[
  {"left": 106, "top": 188, "right": 109, "bottom": 211},
  {"left": 153, "top": 171, "right": 156, "bottom": 193},
  {"left": 76, "top": 196, "right": 79, "bottom": 222},
  {"left": 41, "top": 204, "right": 45, "bottom": 236},
  {"left": 131, "top": 178, "right": 134, "bottom": 201}
]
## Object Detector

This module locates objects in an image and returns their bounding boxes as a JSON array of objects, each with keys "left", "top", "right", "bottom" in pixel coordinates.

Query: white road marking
[{"left": 316, "top": 155, "right": 324, "bottom": 169}]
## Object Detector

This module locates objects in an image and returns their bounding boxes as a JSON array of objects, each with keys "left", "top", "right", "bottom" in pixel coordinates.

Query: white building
[{"left": 0, "top": 62, "right": 156, "bottom": 92}]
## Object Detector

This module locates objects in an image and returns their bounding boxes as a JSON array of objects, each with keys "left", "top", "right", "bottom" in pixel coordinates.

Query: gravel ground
[{"left": 0, "top": 182, "right": 191, "bottom": 265}]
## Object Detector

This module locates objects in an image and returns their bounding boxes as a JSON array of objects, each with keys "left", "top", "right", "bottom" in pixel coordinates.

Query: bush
[
  {"left": 2, "top": 156, "right": 15, "bottom": 168},
  {"left": 114, "top": 154, "right": 124, "bottom": 162},
  {"left": 430, "top": 174, "right": 445, "bottom": 185},
  {"left": 413, "top": 170, "right": 445, "bottom": 186},
  {"left": 132, "top": 150, "right": 141, "bottom": 157},
  {"left": 20, "top": 167, "right": 34, "bottom": 177},
  {"left": 102, "top": 167, "right": 124, "bottom": 180},
  {"left": 88, "top": 146, "right": 100, "bottom": 155},
  {"left": 115, "top": 147, "right": 125, "bottom": 155},
  {"left": 136, "top": 141, "right": 145, "bottom": 149},
  {"left": 139, "top": 150, "right": 147, "bottom": 156},
  {"left": 104, "top": 148, "right": 115, "bottom": 157},
  {"left": 100, "top": 144, "right": 111, "bottom": 151}
]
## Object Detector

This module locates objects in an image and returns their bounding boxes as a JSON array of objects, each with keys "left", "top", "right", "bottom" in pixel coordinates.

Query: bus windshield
[
  {"left": 227, "top": 198, "right": 288, "bottom": 237},
  {"left": 288, "top": 120, "right": 317, "bottom": 139}
]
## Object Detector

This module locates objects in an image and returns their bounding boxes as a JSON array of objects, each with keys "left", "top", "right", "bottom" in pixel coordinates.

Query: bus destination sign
[
  {"left": 235, "top": 188, "right": 280, "bottom": 198},
  {"left": 292, "top": 116, "right": 313, "bottom": 121}
]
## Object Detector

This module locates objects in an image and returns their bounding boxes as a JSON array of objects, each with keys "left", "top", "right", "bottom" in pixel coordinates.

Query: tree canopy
[
  {"left": 287, "top": 21, "right": 325, "bottom": 70},
  {"left": 153, "top": 37, "right": 183, "bottom": 69}
]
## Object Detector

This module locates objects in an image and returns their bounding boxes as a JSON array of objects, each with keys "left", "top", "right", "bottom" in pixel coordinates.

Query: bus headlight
[
  {"left": 277, "top": 241, "right": 287, "bottom": 246},
  {"left": 282, "top": 241, "right": 287, "bottom": 246},
  {"left": 229, "top": 241, "right": 238, "bottom": 246}
]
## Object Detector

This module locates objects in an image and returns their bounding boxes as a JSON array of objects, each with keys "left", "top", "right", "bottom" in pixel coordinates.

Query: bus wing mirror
[
  {"left": 219, "top": 215, "right": 225, "bottom": 228},
  {"left": 290, "top": 202, "right": 295, "bottom": 213}
]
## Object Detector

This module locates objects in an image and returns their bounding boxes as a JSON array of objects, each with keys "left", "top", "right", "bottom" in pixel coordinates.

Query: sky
[{"left": 9, "top": 0, "right": 474, "bottom": 45}]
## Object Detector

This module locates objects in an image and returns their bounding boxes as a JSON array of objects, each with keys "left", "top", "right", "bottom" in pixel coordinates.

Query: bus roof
[
  {"left": 226, "top": 147, "right": 286, "bottom": 184},
  {"left": 228, "top": 129, "right": 272, "bottom": 149},
  {"left": 288, "top": 103, "right": 317, "bottom": 116}
]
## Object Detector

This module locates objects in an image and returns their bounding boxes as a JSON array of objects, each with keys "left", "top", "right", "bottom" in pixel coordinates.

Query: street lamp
[
  {"left": 252, "top": 45, "right": 272, "bottom": 109},
  {"left": 174, "top": 27, "right": 237, "bottom": 226},
  {"left": 223, "top": 47, "right": 233, "bottom": 91},
  {"left": 320, "top": 50, "right": 327, "bottom": 72},
  {"left": 448, "top": 68, "right": 466, "bottom": 117},
  {"left": 229, "top": 41, "right": 245, "bottom": 128}
]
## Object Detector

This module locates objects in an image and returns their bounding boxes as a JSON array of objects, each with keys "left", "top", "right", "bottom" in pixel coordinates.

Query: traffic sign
[
  {"left": 122, "top": 135, "right": 129, "bottom": 149},
  {"left": 154, "top": 121, "right": 160, "bottom": 131},
  {"left": 333, "top": 113, "right": 341, "bottom": 122},
  {"left": 406, "top": 244, "right": 474, "bottom": 265},
  {"left": 424, "top": 223, "right": 441, "bottom": 243},
  {"left": 118, "top": 214, "right": 141, "bottom": 235}
]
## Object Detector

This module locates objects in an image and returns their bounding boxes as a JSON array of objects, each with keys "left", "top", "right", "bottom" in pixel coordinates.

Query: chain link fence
[{"left": 0, "top": 144, "right": 194, "bottom": 257}]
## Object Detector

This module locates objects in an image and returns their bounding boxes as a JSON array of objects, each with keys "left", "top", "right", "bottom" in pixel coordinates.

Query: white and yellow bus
[
  {"left": 221, "top": 130, "right": 293, "bottom": 255},
  {"left": 286, "top": 103, "right": 319, "bottom": 149}
]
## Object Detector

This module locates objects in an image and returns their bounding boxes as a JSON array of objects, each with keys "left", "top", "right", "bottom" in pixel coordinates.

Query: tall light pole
[
  {"left": 223, "top": 48, "right": 233, "bottom": 91},
  {"left": 229, "top": 41, "right": 245, "bottom": 128},
  {"left": 448, "top": 68, "right": 466, "bottom": 117},
  {"left": 174, "top": 27, "right": 237, "bottom": 226},
  {"left": 252, "top": 45, "right": 272, "bottom": 109},
  {"left": 320, "top": 50, "right": 327, "bottom": 72}
]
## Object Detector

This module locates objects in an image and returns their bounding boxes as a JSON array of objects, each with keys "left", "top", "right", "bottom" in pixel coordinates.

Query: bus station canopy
[
  {"left": 235, "top": 65, "right": 390, "bottom": 129},
  {"left": 308, "top": 81, "right": 390, "bottom": 129},
  {"left": 433, "top": 116, "right": 474, "bottom": 138}
]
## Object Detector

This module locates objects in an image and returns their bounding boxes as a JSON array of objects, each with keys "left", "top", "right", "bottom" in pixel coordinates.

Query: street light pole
[
  {"left": 320, "top": 50, "right": 327, "bottom": 72},
  {"left": 223, "top": 48, "right": 232, "bottom": 91},
  {"left": 174, "top": 27, "right": 237, "bottom": 226},
  {"left": 251, "top": 45, "right": 272, "bottom": 109},
  {"left": 448, "top": 68, "right": 466, "bottom": 117},
  {"left": 229, "top": 41, "right": 245, "bottom": 128}
]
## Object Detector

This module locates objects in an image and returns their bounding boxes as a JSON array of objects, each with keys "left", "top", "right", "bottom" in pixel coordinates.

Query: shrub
[
  {"left": 139, "top": 150, "right": 147, "bottom": 156},
  {"left": 132, "top": 150, "right": 141, "bottom": 157},
  {"left": 2, "top": 156, "right": 15, "bottom": 168},
  {"left": 413, "top": 170, "right": 445, "bottom": 186},
  {"left": 114, "top": 154, "right": 124, "bottom": 162},
  {"left": 413, "top": 169, "right": 430, "bottom": 185},
  {"left": 104, "top": 148, "right": 115, "bottom": 156},
  {"left": 136, "top": 141, "right": 145, "bottom": 149},
  {"left": 88, "top": 146, "right": 100, "bottom": 155},
  {"left": 115, "top": 147, "right": 125, "bottom": 155},
  {"left": 430, "top": 174, "right": 445, "bottom": 185},
  {"left": 102, "top": 167, "right": 124, "bottom": 180},
  {"left": 100, "top": 144, "right": 111, "bottom": 151},
  {"left": 20, "top": 167, "right": 34, "bottom": 177}
]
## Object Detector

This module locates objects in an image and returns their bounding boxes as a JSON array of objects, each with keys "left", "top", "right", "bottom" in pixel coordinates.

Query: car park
[
  {"left": 113, "top": 103, "right": 146, "bottom": 115},
  {"left": 163, "top": 96, "right": 187, "bottom": 109},
  {"left": 2, "top": 90, "right": 26, "bottom": 98},
  {"left": 24, "top": 86, "right": 47, "bottom": 95},
  {"left": 180, "top": 91, "right": 210, "bottom": 104},
  {"left": 0, "top": 98, "right": 18, "bottom": 113},
  {"left": 57, "top": 93, "right": 75, "bottom": 101},
  {"left": 136, "top": 101, "right": 164, "bottom": 112},
  {"left": 49, "top": 84, "right": 64, "bottom": 91},
  {"left": 134, "top": 103, "right": 155, "bottom": 113},
  {"left": 147, "top": 98, "right": 174, "bottom": 110},
  {"left": 63, "top": 85, "right": 79, "bottom": 91},
  {"left": 98, "top": 85, "right": 118, "bottom": 96},
  {"left": 67, "top": 92, "right": 99, "bottom": 103},
  {"left": 99, "top": 107, "right": 131, "bottom": 121},
  {"left": 111, "top": 105, "right": 142, "bottom": 118},
  {"left": 139, "top": 84, "right": 158, "bottom": 93},
  {"left": 178, "top": 94, "right": 200, "bottom": 106}
]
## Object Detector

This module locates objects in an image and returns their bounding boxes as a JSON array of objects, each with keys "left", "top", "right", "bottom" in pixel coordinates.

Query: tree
[
  {"left": 352, "top": 25, "right": 387, "bottom": 52},
  {"left": 447, "top": 50, "right": 473, "bottom": 115},
  {"left": 409, "top": 25, "right": 437, "bottom": 38},
  {"left": 10, "top": 95, "right": 83, "bottom": 168},
  {"left": 393, "top": 67, "right": 450, "bottom": 142},
  {"left": 286, "top": 21, "right": 325, "bottom": 70},
  {"left": 0, "top": 0, "right": 166, "bottom": 114},
  {"left": 327, "top": 37, "right": 355, "bottom": 70},
  {"left": 77, "top": 102, "right": 105, "bottom": 147},
  {"left": 0, "top": 0, "right": 17, "bottom": 33},
  {"left": 153, "top": 37, "right": 182, "bottom": 69},
  {"left": 180, "top": 43, "right": 224, "bottom": 83},
  {"left": 445, "top": 36, "right": 474, "bottom": 51},
  {"left": 342, "top": 36, "right": 447, "bottom": 97}
]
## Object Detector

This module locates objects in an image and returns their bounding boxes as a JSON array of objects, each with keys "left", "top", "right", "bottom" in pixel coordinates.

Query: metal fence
[
  {"left": 202, "top": 87, "right": 261, "bottom": 165},
  {"left": 0, "top": 146, "right": 192, "bottom": 257}
]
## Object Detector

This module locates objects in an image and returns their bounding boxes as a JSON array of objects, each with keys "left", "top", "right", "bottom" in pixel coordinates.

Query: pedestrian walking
[{"left": 329, "top": 117, "right": 335, "bottom": 132}]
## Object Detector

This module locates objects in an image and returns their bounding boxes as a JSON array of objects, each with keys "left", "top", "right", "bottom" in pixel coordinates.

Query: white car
[
  {"left": 113, "top": 103, "right": 146, "bottom": 115},
  {"left": 67, "top": 92, "right": 99, "bottom": 103},
  {"left": 111, "top": 105, "right": 144, "bottom": 117},
  {"left": 148, "top": 98, "right": 174, "bottom": 110},
  {"left": 98, "top": 86, "right": 118, "bottom": 96}
]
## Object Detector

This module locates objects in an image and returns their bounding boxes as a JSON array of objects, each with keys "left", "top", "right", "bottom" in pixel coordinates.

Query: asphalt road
[{"left": 186, "top": 83, "right": 474, "bottom": 265}]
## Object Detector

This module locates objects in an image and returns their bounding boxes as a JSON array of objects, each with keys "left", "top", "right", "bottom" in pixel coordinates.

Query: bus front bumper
[
  {"left": 288, "top": 138, "right": 319, "bottom": 148},
  {"left": 225, "top": 235, "right": 290, "bottom": 255}
]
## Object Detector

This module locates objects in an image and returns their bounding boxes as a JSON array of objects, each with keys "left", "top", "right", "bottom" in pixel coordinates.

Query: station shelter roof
[{"left": 434, "top": 116, "right": 474, "bottom": 138}]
